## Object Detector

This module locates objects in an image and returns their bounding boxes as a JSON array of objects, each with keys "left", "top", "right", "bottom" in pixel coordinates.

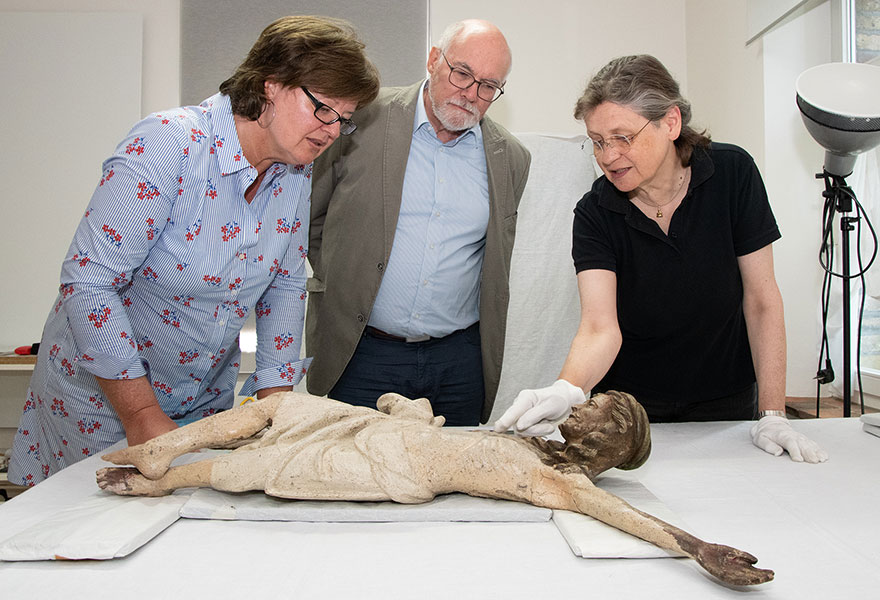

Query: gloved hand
[
  {"left": 750, "top": 416, "right": 829, "bottom": 463},
  {"left": 493, "top": 379, "right": 586, "bottom": 437}
]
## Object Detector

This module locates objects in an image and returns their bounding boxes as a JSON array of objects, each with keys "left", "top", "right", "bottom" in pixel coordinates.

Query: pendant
[{"left": 656, "top": 209, "right": 663, "bottom": 218}]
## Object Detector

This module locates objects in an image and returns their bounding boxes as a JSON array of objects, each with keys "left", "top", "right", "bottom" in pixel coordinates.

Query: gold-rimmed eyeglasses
[{"left": 582, "top": 120, "right": 652, "bottom": 155}]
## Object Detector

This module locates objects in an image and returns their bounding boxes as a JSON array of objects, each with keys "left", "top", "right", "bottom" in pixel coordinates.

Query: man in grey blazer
[{"left": 307, "top": 19, "right": 531, "bottom": 425}]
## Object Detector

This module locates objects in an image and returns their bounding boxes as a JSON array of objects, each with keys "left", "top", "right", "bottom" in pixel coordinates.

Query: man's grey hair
[
  {"left": 436, "top": 21, "right": 468, "bottom": 53},
  {"left": 433, "top": 20, "right": 512, "bottom": 77}
]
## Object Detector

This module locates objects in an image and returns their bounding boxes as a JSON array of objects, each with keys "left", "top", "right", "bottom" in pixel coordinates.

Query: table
[{"left": 1, "top": 418, "right": 878, "bottom": 598}]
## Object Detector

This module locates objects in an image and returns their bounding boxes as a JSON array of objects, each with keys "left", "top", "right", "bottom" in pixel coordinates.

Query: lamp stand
[{"left": 820, "top": 171, "right": 857, "bottom": 417}]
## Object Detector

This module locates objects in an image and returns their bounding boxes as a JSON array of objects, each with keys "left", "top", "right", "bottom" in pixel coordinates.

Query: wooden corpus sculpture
[{"left": 98, "top": 391, "right": 773, "bottom": 586}]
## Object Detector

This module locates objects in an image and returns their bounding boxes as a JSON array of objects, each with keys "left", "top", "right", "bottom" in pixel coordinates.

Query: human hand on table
[
  {"left": 750, "top": 416, "right": 828, "bottom": 463},
  {"left": 493, "top": 379, "right": 585, "bottom": 436}
]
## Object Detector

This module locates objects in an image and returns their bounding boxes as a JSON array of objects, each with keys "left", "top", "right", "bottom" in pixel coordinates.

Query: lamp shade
[{"left": 796, "top": 62, "right": 880, "bottom": 176}]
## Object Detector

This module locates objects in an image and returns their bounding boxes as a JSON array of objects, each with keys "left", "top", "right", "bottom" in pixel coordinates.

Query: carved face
[{"left": 559, "top": 393, "right": 621, "bottom": 443}]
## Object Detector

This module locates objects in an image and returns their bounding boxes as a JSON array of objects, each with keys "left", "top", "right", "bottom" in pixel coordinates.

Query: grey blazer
[{"left": 306, "top": 82, "right": 531, "bottom": 423}]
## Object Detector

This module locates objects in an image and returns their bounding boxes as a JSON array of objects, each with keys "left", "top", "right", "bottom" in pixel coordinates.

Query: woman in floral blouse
[{"left": 9, "top": 16, "right": 379, "bottom": 485}]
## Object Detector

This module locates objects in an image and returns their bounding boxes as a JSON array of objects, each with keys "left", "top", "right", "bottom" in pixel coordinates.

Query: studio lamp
[{"left": 796, "top": 61, "right": 880, "bottom": 417}]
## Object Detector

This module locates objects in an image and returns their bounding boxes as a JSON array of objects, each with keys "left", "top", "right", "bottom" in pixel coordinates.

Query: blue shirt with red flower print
[{"left": 9, "top": 93, "right": 312, "bottom": 486}]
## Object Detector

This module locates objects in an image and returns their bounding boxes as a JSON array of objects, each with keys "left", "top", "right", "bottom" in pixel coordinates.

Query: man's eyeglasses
[
  {"left": 582, "top": 120, "right": 652, "bottom": 155},
  {"left": 301, "top": 87, "right": 357, "bottom": 135},
  {"left": 441, "top": 53, "right": 504, "bottom": 103}
]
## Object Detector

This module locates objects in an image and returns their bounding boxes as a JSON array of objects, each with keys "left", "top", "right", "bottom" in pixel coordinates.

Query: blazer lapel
[{"left": 381, "top": 83, "right": 422, "bottom": 259}]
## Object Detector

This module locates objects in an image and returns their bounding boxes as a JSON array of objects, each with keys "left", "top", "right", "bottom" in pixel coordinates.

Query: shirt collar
[
  {"left": 414, "top": 80, "right": 483, "bottom": 149},
  {"left": 208, "top": 93, "right": 288, "bottom": 179},
  {"left": 598, "top": 143, "right": 715, "bottom": 215}
]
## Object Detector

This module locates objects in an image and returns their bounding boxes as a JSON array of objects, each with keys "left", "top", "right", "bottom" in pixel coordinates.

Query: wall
[
  {"left": 0, "top": 0, "right": 181, "bottom": 445},
  {"left": 761, "top": 2, "right": 833, "bottom": 398},
  {"left": 0, "top": 0, "right": 180, "bottom": 116},
  {"left": 685, "top": 0, "right": 765, "bottom": 169},
  {"left": 180, "top": 0, "right": 427, "bottom": 105},
  {"left": 429, "top": 0, "right": 688, "bottom": 136},
  {"left": 0, "top": 1, "right": 853, "bottom": 438}
]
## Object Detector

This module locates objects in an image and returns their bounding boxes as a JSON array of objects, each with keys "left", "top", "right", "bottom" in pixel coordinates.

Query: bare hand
[{"left": 694, "top": 543, "right": 774, "bottom": 586}]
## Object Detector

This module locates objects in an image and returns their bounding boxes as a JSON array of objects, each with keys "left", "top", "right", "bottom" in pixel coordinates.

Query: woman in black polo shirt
[{"left": 495, "top": 54, "right": 826, "bottom": 463}]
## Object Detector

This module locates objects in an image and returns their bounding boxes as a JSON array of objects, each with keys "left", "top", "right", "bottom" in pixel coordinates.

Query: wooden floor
[{"left": 786, "top": 396, "right": 879, "bottom": 419}]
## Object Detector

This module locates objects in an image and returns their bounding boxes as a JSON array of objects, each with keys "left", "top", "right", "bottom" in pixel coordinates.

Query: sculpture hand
[
  {"left": 750, "top": 416, "right": 829, "bottom": 463},
  {"left": 693, "top": 542, "right": 774, "bottom": 586},
  {"left": 493, "top": 379, "right": 585, "bottom": 436}
]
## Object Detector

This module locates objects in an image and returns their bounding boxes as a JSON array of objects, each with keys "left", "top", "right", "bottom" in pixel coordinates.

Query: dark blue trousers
[{"left": 329, "top": 322, "right": 484, "bottom": 426}]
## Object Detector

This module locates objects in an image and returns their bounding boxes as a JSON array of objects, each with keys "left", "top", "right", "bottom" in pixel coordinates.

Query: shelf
[{"left": 0, "top": 355, "right": 36, "bottom": 372}]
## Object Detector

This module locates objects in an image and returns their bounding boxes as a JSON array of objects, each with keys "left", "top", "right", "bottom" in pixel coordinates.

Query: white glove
[
  {"left": 750, "top": 416, "right": 829, "bottom": 463},
  {"left": 493, "top": 379, "right": 586, "bottom": 437}
]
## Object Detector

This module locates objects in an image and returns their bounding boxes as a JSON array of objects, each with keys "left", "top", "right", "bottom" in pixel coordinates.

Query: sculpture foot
[
  {"left": 96, "top": 467, "right": 172, "bottom": 497},
  {"left": 101, "top": 444, "right": 172, "bottom": 480}
]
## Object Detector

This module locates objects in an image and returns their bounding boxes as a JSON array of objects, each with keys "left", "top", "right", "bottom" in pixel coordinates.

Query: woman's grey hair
[{"left": 573, "top": 54, "right": 710, "bottom": 166}]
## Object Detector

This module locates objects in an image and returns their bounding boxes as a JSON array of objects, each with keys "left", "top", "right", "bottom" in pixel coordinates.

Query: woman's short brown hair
[
  {"left": 220, "top": 15, "right": 380, "bottom": 120},
  {"left": 573, "top": 54, "right": 710, "bottom": 166}
]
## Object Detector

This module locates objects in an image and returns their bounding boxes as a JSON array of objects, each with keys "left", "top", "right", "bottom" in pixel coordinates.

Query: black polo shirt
[{"left": 572, "top": 143, "right": 781, "bottom": 418}]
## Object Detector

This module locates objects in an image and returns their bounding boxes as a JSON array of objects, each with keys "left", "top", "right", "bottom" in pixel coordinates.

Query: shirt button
[
  {"left": 238, "top": 253, "right": 246, "bottom": 260},
  {"left": 377, "top": 262, "right": 384, "bottom": 271},
  {"left": 430, "top": 244, "right": 435, "bottom": 249},
  {"left": 422, "top": 280, "right": 428, "bottom": 286}
]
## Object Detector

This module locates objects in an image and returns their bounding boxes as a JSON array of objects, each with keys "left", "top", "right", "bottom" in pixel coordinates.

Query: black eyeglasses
[
  {"left": 441, "top": 53, "right": 505, "bottom": 103},
  {"left": 301, "top": 87, "right": 356, "bottom": 135},
  {"left": 583, "top": 120, "right": 652, "bottom": 155}
]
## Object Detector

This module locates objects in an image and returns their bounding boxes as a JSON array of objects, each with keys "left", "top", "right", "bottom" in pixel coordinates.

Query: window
[
  {"left": 853, "top": 2, "right": 880, "bottom": 398},
  {"left": 855, "top": 0, "right": 880, "bottom": 63}
]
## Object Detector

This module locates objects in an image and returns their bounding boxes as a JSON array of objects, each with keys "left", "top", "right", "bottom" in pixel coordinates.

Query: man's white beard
[{"left": 428, "top": 85, "right": 481, "bottom": 132}]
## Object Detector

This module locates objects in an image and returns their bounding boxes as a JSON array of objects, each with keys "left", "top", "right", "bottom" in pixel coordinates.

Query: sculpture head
[{"left": 556, "top": 390, "right": 651, "bottom": 475}]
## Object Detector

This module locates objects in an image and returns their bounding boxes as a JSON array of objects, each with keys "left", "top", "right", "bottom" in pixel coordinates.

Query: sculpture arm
[
  {"left": 439, "top": 435, "right": 773, "bottom": 587},
  {"left": 565, "top": 483, "right": 773, "bottom": 586}
]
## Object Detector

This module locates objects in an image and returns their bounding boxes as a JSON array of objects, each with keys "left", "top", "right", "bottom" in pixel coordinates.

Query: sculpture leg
[
  {"left": 102, "top": 393, "right": 284, "bottom": 479},
  {"left": 98, "top": 445, "right": 284, "bottom": 497}
]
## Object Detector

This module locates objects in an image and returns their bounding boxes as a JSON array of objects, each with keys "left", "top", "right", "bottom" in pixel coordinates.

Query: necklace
[{"left": 637, "top": 168, "right": 690, "bottom": 219}]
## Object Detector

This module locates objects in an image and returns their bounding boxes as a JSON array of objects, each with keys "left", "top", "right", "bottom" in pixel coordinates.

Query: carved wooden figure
[{"left": 98, "top": 391, "right": 773, "bottom": 586}]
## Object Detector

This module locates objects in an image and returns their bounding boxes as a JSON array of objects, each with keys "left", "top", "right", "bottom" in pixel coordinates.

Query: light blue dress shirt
[{"left": 369, "top": 81, "right": 490, "bottom": 338}]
